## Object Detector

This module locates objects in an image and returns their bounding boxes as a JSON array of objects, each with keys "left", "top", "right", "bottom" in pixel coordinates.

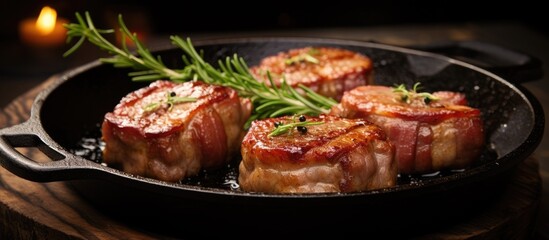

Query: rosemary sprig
[
  {"left": 284, "top": 48, "right": 320, "bottom": 65},
  {"left": 143, "top": 91, "right": 196, "bottom": 112},
  {"left": 392, "top": 82, "right": 439, "bottom": 104},
  {"left": 63, "top": 13, "right": 193, "bottom": 82},
  {"left": 63, "top": 12, "right": 337, "bottom": 127},
  {"left": 268, "top": 115, "right": 324, "bottom": 137}
]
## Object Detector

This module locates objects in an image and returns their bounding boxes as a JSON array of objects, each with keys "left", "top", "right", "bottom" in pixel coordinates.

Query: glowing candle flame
[
  {"left": 35, "top": 6, "right": 57, "bottom": 35},
  {"left": 18, "top": 6, "right": 67, "bottom": 47}
]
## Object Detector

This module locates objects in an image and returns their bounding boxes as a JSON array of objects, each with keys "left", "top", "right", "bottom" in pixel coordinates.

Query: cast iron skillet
[{"left": 0, "top": 37, "right": 545, "bottom": 238}]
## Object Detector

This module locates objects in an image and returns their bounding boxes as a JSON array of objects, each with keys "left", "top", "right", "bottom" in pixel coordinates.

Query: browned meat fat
[
  {"left": 101, "top": 80, "right": 251, "bottom": 182},
  {"left": 249, "top": 47, "right": 373, "bottom": 101},
  {"left": 330, "top": 85, "right": 485, "bottom": 174},
  {"left": 238, "top": 115, "right": 397, "bottom": 194}
]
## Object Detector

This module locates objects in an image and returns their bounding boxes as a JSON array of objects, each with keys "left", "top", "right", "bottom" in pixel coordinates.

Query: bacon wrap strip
[
  {"left": 250, "top": 47, "right": 373, "bottom": 101},
  {"left": 101, "top": 80, "right": 251, "bottom": 182},
  {"left": 239, "top": 114, "right": 397, "bottom": 193},
  {"left": 331, "top": 85, "right": 485, "bottom": 174}
]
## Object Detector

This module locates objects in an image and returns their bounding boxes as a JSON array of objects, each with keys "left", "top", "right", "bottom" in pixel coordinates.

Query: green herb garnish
[
  {"left": 392, "top": 82, "right": 439, "bottom": 104},
  {"left": 284, "top": 48, "right": 320, "bottom": 65},
  {"left": 143, "top": 91, "right": 196, "bottom": 112},
  {"left": 63, "top": 12, "right": 338, "bottom": 128},
  {"left": 268, "top": 115, "right": 324, "bottom": 137}
]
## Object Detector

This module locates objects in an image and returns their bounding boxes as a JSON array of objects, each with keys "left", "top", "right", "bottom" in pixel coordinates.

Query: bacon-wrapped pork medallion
[
  {"left": 101, "top": 80, "right": 252, "bottom": 182},
  {"left": 249, "top": 47, "right": 373, "bottom": 101},
  {"left": 238, "top": 114, "right": 397, "bottom": 194},
  {"left": 330, "top": 84, "right": 485, "bottom": 174}
]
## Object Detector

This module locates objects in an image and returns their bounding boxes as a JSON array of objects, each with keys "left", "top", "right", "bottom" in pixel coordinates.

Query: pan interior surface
[{"left": 37, "top": 38, "right": 538, "bottom": 199}]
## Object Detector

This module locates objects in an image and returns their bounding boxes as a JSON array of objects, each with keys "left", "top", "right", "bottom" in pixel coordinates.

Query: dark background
[
  {"left": 1, "top": 0, "right": 548, "bottom": 108},
  {"left": 2, "top": 0, "right": 548, "bottom": 39}
]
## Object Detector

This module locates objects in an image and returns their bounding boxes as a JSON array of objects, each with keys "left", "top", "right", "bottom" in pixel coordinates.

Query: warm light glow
[
  {"left": 19, "top": 5, "right": 67, "bottom": 47},
  {"left": 35, "top": 6, "right": 57, "bottom": 35}
]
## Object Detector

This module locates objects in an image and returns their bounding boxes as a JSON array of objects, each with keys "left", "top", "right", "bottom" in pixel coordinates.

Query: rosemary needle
[{"left": 392, "top": 82, "right": 439, "bottom": 104}]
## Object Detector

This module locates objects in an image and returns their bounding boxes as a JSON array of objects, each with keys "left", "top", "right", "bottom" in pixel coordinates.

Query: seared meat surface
[
  {"left": 239, "top": 115, "right": 397, "bottom": 193},
  {"left": 249, "top": 47, "right": 373, "bottom": 101},
  {"left": 331, "top": 85, "right": 484, "bottom": 174},
  {"left": 101, "top": 80, "right": 251, "bottom": 182}
]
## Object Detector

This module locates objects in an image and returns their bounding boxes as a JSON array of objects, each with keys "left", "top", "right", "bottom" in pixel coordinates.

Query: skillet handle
[
  {"left": 408, "top": 40, "right": 543, "bottom": 84},
  {"left": 0, "top": 120, "right": 93, "bottom": 182}
]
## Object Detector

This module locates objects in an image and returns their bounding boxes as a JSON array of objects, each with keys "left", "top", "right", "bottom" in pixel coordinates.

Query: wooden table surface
[{"left": 1, "top": 22, "right": 548, "bottom": 239}]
